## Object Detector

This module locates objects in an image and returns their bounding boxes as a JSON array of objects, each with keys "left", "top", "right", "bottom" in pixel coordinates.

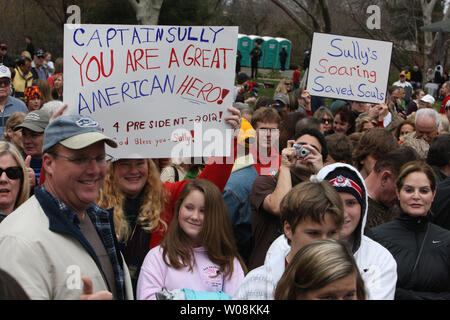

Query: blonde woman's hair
[
  {"left": 355, "top": 115, "right": 377, "bottom": 133},
  {"left": 274, "top": 239, "right": 366, "bottom": 300},
  {"left": 274, "top": 78, "right": 292, "bottom": 95},
  {"left": 0, "top": 142, "right": 30, "bottom": 209},
  {"left": 3, "top": 112, "right": 26, "bottom": 141},
  {"left": 96, "top": 159, "right": 169, "bottom": 241}
]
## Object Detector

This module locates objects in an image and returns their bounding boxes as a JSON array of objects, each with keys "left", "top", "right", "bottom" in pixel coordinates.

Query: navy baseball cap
[{"left": 42, "top": 114, "right": 117, "bottom": 153}]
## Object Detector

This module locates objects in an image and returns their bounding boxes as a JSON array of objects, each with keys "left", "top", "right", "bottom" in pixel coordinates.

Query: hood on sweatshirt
[{"left": 315, "top": 162, "right": 368, "bottom": 254}]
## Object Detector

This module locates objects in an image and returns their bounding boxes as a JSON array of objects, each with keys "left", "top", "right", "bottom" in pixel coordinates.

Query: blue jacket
[
  {"left": 223, "top": 157, "right": 258, "bottom": 262},
  {"left": 0, "top": 96, "right": 28, "bottom": 140}
]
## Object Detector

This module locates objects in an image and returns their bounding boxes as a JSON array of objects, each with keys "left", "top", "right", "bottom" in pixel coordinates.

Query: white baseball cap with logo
[{"left": 0, "top": 65, "right": 11, "bottom": 79}]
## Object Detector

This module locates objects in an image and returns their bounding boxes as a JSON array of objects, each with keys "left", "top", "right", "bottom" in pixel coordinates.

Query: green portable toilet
[
  {"left": 248, "top": 35, "right": 264, "bottom": 68},
  {"left": 275, "top": 37, "right": 292, "bottom": 70},
  {"left": 262, "top": 36, "right": 279, "bottom": 69},
  {"left": 238, "top": 33, "right": 251, "bottom": 67}
]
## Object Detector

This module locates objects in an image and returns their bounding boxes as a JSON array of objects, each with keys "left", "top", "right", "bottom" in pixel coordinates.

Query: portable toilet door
[
  {"left": 238, "top": 34, "right": 252, "bottom": 67},
  {"left": 262, "top": 36, "right": 279, "bottom": 69},
  {"left": 248, "top": 35, "right": 264, "bottom": 68},
  {"left": 275, "top": 37, "right": 292, "bottom": 70}
]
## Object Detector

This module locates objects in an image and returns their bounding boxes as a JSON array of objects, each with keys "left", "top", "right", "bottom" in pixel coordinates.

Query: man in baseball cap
[
  {"left": 0, "top": 65, "right": 28, "bottom": 140},
  {"left": 0, "top": 113, "right": 133, "bottom": 300},
  {"left": 31, "top": 48, "right": 49, "bottom": 80},
  {"left": 0, "top": 43, "right": 14, "bottom": 68},
  {"left": 14, "top": 109, "right": 51, "bottom": 185}
]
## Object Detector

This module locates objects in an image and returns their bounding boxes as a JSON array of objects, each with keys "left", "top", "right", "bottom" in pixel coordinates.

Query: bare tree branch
[
  {"left": 271, "top": 0, "right": 313, "bottom": 39},
  {"left": 318, "top": 0, "right": 331, "bottom": 32}
]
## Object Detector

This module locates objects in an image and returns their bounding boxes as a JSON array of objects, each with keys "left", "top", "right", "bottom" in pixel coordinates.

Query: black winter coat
[{"left": 369, "top": 210, "right": 450, "bottom": 300}]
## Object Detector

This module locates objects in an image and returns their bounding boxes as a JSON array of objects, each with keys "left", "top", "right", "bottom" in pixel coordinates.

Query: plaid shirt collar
[{"left": 34, "top": 185, "right": 126, "bottom": 300}]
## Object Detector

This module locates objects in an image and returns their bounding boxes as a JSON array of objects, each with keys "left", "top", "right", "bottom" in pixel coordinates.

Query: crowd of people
[{"left": 0, "top": 37, "right": 449, "bottom": 301}]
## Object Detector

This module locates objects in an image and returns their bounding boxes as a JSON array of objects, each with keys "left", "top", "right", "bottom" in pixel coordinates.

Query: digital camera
[{"left": 294, "top": 145, "right": 310, "bottom": 158}]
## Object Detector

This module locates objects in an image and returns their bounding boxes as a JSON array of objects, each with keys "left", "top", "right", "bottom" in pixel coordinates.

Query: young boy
[{"left": 233, "top": 180, "right": 344, "bottom": 299}]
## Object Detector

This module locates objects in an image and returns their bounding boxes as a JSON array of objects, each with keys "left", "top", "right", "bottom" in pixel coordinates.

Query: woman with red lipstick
[{"left": 369, "top": 161, "right": 450, "bottom": 300}]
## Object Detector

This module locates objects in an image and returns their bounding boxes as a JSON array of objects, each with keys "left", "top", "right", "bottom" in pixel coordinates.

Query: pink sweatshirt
[{"left": 136, "top": 245, "right": 245, "bottom": 300}]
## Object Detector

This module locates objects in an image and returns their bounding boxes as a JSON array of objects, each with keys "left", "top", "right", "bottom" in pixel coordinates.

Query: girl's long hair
[
  {"left": 97, "top": 159, "right": 169, "bottom": 241},
  {"left": 161, "top": 179, "right": 247, "bottom": 278},
  {"left": 274, "top": 239, "right": 366, "bottom": 300}
]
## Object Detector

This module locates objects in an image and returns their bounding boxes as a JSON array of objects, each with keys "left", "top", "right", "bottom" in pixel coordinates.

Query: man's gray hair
[{"left": 415, "top": 108, "right": 441, "bottom": 129}]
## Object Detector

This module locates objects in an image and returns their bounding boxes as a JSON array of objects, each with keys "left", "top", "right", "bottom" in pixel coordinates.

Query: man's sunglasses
[
  {"left": 0, "top": 166, "right": 23, "bottom": 180},
  {"left": 0, "top": 79, "right": 10, "bottom": 87}
]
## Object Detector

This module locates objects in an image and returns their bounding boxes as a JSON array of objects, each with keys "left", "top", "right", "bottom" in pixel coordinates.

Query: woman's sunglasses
[
  {"left": 0, "top": 166, "right": 23, "bottom": 180},
  {"left": 321, "top": 118, "right": 332, "bottom": 124}
]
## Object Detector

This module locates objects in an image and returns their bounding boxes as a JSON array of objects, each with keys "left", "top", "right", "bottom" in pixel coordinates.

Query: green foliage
[{"left": 258, "top": 70, "right": 283, "bottom": 79}]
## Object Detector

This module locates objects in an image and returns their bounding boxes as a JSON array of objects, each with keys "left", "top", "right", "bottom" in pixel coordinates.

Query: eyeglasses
[
  {"left": 0, "top": 79, "right": 10, "bottom": 87},
  {"left": 0, "top": 47, "right": 7, "bottom": 51},
  {"left": 285, "top": 82, "right": 292, "bottom": 86},
  {"left": 321, "top": 118, "right": 332, "bottom": 124},
  {"left": 55, "top": 153, "right": 112, "bottom": 167},
  {"left": 0, "top": 166, "right": 23, "bottom": 180}
]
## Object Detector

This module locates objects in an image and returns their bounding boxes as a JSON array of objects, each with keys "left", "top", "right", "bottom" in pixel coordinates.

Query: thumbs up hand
[
  {"left": 78, "top": 276, "right": 113, "bottom": 300},
  {"left": 25, "top": 155, "right": 36, "bottom": 189}
]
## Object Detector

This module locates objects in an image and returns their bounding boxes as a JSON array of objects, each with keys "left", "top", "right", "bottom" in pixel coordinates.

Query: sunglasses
[
  {"left": 0, "top": 79, "right": 10, "bottom": 87},
  {"left": 285, "top": 82, "right": 292, "bottom": 85},
  {"left": 0, "top": 166, "right": 23, "bottom": 180},
  {"left": 0, "top": 47, "right": 7, "bottom": 50},
  {"left": 321, "top": 118, "right": 332, "bottom": 124}
]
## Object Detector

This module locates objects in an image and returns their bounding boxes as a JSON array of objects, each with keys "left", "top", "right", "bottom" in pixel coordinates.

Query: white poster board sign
[
  {"left": 306, "top": 33, "right": 392, "bottom": 104},
  {"left": 63, "top": 24, "right": 238, "bottom": 158}
]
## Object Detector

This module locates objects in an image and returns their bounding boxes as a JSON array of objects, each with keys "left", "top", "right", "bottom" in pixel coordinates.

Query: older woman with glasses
[
  {"left": 0, "top": 142, "right": 30, "bottom": 223},
  {"left": 313, "top": 106, "right": 334, "bottom": 135}
]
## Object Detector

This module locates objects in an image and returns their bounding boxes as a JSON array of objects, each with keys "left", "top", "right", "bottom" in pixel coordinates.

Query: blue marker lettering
[
  {"left": 209, "top": 27, "right": 224, "bottom": 44},
  {"left": 187, "top": 27, "right": 198, "bottom": 41},
  {"left": 121, "top": 82, "right": 134, "bottom": 101},
  {"left": 156, "top": 28, "right": 164, "bottom": 42},
  {"left": 78, "top": 92, "right": 91, "bottom": 114},
  {"left": 130, "top": 80, "right": 141, "bottom": 99},
  {"left": 141, "top": 27, "right": 154, "bottom": 43},
  {"left": 132, "top": 27, "right": 142, "bottom": 45},
  {"left": 178, "top": 28, "right": 187, "bottom": 41},
  {"left": 116, "top": 29, "right": 130, "bottom": 46},
  {"left": 92, "top": 89, "right": 109, "bottom": 112},
  {"left": 105, "top": 87, "right": 119, "bottom": 106},
  {"left": 200, "top": 29, "right": 208, "bottom": 43},
  {"left": 312, "top": 76, "right": 325, "bottom": 92},
  {"left": 327, "top": 38, "right": 343, "bottom": 58},
  {"left": 139, "top": 79, "right": 150, "bottom": 97},
  {"left": 73, "top": 28, "right": 85, "bottom": 47},
  {"left": 151, "top": 76, "right": 163, "bottom": 95},
  {"left": 106, "top": 28, "right": 117, "bottom": 48},
  {"left": 164, "top": 74, "right": 176, "bottom": 94},
  {"left": 86, "top": 29, "right": 102, "bottom": 48},
  {"left": 166, "top": 27, "right": 176, "bottom": 43}
]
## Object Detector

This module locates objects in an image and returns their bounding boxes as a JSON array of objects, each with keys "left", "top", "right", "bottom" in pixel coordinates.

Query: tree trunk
[
  {"left": 421, "top": 0, "right": 438, "bottom": 70},
  {"left": 128, "top": 0, "right": 164, "bottom": 25}
]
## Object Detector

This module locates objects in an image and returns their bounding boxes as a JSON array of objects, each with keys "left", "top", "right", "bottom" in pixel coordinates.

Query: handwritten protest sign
[
  {"left": 306, "top": 33, "right": 392, "bottom": 104},
  {"left": 63, "top": 24, "right": 238, "bottom": 158}
]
